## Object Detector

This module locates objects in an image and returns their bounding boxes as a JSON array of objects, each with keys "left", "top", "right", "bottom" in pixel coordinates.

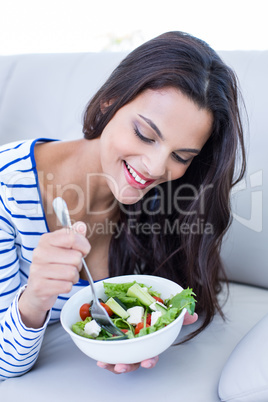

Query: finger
[
  {"left": 26, "top": 276, "right": 75, "bottom": 299},
  {"left": 35, "top": 263, "right": 80, "bottom": 283},
  {"left": 72, "top": 222, "right": 90, "bottom": 258},
  {"left": 140, "top": 355, "right": 159, "bottom": 369},
  {"left": 96, "top": 362, "right": 120, "bottom": 373},
  {"left": 114, "top": 363, "right": 141, "bottom": 373},
  {"left": 183, "top": 311, "right": 198, "bottom": 325},
  {"left": 72, "top": 221, "right": 87, "bottom": 237},
  {"left": 33, "top": 245, "right": 83, "bottom": 268},
  {"left": 40, "top": 229, "right": 91, "bottom": 256},
  {"left": 97, "top": 361, "right": 141, "bottom": 374}
]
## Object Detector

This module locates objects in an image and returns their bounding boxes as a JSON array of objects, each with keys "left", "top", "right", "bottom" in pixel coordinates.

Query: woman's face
[{"left": 99, "top": 87, "right": 213, "bottom": 204}]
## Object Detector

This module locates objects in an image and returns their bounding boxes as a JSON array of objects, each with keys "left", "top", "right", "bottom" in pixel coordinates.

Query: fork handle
[
  {"left": 52, "top": 197, "right": 98, "bottom": 303},
  {"left": 81, "top": 258, "right": 98, "bottom": 303}
]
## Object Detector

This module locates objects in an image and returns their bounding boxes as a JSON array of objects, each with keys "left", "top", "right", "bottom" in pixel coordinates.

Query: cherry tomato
[
  {"left": 120, "top": 329, "right": 128, "bottom": 333},
  {"left": 100, "top": 302, "right": 114, "bottom": 317},
  {"left": 134, "top": 322, "right": 150, "bottom": 335},
  {"left": 79, "top": 303, "right": 91, "bottom": 320},
  {"left": 153, "top": 296, "right": 164, "bottom": 304},
  {"left": 146, "top": 313, "right": 151, "bottom": 325}
]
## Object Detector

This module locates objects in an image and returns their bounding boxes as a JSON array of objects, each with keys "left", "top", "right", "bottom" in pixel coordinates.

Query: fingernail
[
  {"left": 142, "top": 362, "right": 152, "bottom": 368},
  {"left": 75, "top": 222, "right": 87, "bottom": 233},
  {"left": 97, "top": 362, "right": 108, "bottom": 369},
  {"left": 115, "top": 366, "right": 127, "bottom": 373}
]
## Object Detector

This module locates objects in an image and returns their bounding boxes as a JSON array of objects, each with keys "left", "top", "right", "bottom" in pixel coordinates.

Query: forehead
[{"left": 129, "top": 88, "right": 213, "bottom": 148}]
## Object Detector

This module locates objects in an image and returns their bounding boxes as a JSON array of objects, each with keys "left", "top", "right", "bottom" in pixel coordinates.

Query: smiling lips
[{"left": 124, "top": 161, "right": 155, "bottom": 189}]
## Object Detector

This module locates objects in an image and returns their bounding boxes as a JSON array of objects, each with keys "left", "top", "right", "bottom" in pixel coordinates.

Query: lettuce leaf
[
  {"left": 166, "top": 288, "right": 196, "bottom": 315},
  {"left": 112, "top": 317, "right": 133, "bottom": 331},
  {"left": 103, "top": 281, "right": 136, "bottom": 298},
  {"left": 72, "top": 317, "right": 115, "bottom": 340},
  {"left": 137, "top": 308, "right": 179, "bottom": 337},
  {"left": 112, "top": 318, "right": 135, "bottom": 338},
  {"left": 72, "top": 317, "right": 94, "bottom": 339},
  {"left": 136, "top": 289, "right": 196, "bottom": 337}
]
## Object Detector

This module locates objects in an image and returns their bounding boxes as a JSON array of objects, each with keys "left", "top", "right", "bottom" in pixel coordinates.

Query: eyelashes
[
  {"left": 133, "top": 126, "right": 190, "bottom": 165},
  {"left": 134, "top": 126, "right": 154, "bottom": 144},
  {"left": 171, "top": 153, "right": 190, "bottom": 165}
]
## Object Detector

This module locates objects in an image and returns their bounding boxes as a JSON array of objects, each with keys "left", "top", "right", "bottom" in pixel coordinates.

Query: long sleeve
[
  {"left": 0, "top": 208, "right": 50, "bottom": 380},
  {"left": 0, "top": 140, "right": 51, "bottom": 380},
  {"left": 0, "top": 286, "right": 50, "bottom": 380},
  {"left": 0, "top": 139, "right": 87, "bottom": 380}
]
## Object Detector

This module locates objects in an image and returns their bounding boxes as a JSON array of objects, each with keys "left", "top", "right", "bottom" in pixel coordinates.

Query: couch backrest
[
  {"left": 219, "top": 51, "right": 268, "bottom": 289},
  {"left": 0, "top": 51, "right": 267, "bottom": 288},
  {"left": 0, "top": 52, "right": 125, "bottom": 143}
]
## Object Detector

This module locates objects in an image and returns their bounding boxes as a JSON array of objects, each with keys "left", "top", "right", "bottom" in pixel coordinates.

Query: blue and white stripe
[{"left": 0, "top": 139, "right": 88, "bottom": 380}]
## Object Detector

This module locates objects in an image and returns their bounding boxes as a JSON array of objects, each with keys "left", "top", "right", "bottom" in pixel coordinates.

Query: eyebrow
[
  {"left": 138, "top": 114, "right": 164, "bottom": 139},
  {"left": 138, "top": 114, "right": 201, "bottom": 154},
  {"left": 178, "top": 148, "right": 200, "bottom": 154}
]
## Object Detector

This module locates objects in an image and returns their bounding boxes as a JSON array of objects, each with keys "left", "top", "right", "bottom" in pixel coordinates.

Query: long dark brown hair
[{"left": 83, "top": 31, "right": 246, "bottom": 341}]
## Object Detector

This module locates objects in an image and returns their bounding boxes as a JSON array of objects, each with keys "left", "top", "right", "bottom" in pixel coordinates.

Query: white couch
[{"left": 0, "top": 50, "right": 267, "bottom": 402}]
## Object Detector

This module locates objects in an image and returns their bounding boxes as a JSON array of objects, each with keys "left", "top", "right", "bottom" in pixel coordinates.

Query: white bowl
[{"left": 60, "top": 274, "right": 186, "bottom": 364}]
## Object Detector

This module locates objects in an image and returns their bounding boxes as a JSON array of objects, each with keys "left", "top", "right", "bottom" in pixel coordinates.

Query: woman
[{"left": 0, "top": 31, "right": 245, "bottom": 378}]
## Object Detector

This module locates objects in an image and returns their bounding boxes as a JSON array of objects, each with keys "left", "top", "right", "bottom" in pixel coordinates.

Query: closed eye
[
  {"left": 172, "top": 152, "right": 191, "bottom": 165},
  {"left": 134, "top": 124, "right": 194, "bottom": 165},
  {"left": 134, "top": 126, "right": 154, "bottom": 144}
]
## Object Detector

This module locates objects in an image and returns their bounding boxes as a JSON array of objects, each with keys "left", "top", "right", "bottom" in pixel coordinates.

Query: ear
[{"left": 100, "top": 98, "right": 115, "bottom": 114}]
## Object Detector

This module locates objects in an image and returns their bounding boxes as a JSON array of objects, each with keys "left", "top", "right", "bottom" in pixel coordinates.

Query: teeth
[{"left": 125, "top": 162, "right": 147, "bottom": 185}]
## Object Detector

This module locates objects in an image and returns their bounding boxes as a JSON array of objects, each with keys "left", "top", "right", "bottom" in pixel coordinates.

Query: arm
[
  {"left": 0, "top": 140, "right": 89, "bottom": 379},
  {"left": 0, "top": 210, "right": 51, "bottom": 380},
  {"left": 0, "top": 212, "right": 90, "bottom": 380},
  {"left": 0, "top": 287, "right": 51, "bottom": 381}
]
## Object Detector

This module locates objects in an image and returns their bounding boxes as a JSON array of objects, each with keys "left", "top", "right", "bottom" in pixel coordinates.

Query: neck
[
  {"left": 36, "top": 138, "right": 119, "bottom": 224},
  {"left": 74, "top": 138, "right": 117, "bottom": 215}
]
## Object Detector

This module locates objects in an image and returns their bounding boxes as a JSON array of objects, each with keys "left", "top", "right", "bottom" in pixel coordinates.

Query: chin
[
  {"left": 111, "top": 181, "right": 154, "bottom": 206},
  {"left": 117, "top": 194, "right": 144, "bottom": 205},
  {"left": 114, "top": 188, "right": 146, "bottom": 205}
]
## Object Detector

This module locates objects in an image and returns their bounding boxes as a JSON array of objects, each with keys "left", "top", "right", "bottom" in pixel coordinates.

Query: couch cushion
[
  {"left": 1, "top": 283, "right": 268, "bottom": 402},
  {"left": 218, "top": 312, "right": 268, "bottom": 402}
]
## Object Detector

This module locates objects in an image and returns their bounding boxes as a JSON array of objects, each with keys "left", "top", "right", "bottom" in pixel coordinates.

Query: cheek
[
  {"left": 103, "top": 128, "right": 131, "bottom": 157},
  {"left": 168, "top": 164, "right": 190, "bottom": 181}
]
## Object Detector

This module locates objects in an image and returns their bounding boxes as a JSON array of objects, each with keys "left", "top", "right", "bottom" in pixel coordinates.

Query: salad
[{"left": 72, "top": 281, "right": 196, "bottom": 340}]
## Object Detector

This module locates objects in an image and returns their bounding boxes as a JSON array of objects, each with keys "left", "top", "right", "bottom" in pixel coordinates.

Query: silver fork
[{"left": 52, "top": 197, "right": 127, "bottom": 339}]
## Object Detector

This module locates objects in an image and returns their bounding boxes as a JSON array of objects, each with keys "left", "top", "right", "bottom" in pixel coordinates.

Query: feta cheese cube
[
  {"left": 127, "top": 306, "right": 144, "bottom": 325},
  {"left": 84, "top": 319, "right": 101, "bottom": 337},
  {"left": 151, "top": 311, "right": 162, "bottom": 326}
]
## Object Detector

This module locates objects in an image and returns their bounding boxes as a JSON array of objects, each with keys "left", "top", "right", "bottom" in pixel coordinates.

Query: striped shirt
[{"left": 0, "top": 139, "right": 89, "bottom": 380}]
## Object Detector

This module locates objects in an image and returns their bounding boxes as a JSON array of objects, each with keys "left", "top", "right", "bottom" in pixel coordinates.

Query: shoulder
[
  {"left": 0, "top": 138, "right": 59, "bottom": 177},
  {"left": 0, "top": 139, "right": 36, "bottom": 176}
]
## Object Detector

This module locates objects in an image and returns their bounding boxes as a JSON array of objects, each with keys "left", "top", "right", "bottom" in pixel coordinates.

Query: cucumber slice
[
  {"left": 126, "top": 283, "right": 156, "bottom": 307},
  {"left": 105, "top": 297, "right": 130, "bottom": 319},
  {"left": 150, "top": 301, "right": 167, "bottom": 314},
  {"left": 113, "top": 297, "right": 128, "bottom": 310}
]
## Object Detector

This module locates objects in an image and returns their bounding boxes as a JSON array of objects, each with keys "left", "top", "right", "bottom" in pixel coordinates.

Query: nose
[{"left": 142, "top": 151, "right": 167, "bottom": 179}]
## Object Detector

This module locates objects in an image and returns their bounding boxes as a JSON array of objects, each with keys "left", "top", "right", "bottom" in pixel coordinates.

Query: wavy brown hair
[{"left": 83, "top": 31, "right": 246, "bottom": 341}]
